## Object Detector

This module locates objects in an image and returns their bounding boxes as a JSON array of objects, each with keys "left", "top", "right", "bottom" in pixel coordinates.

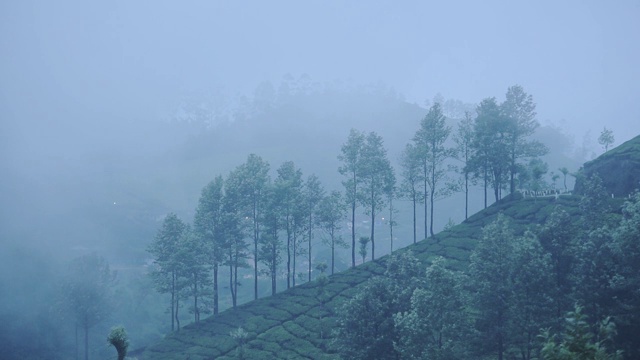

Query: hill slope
[
  {"left": 139, "top": 195, "right": 584, "bottom": 360},
  {"left": 574, "top": 134, "right": 640, "bottom": 197},
  {"left": 140, "top": 135, "right": 640, "bottom": 360}
]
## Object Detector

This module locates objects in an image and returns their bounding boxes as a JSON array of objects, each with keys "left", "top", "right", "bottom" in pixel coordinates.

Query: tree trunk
[
  {"left": 430, "top": 186, "right": 435, "bottom": 237},
  {"left": 286, "top": 216, "right": 291, "bottom": 289},
  {"left": 233, "top": 258, "right": 239, "bottom": 308},
  {"left": 351, "top": 174, "right": 357, "bottom": 268},
  {"left": 370, "top": 190, "right": 375, "bottom": 261},
  {"left": 213, "top": 263, "right": 218, "bottom": 315},
  {"left": 175, "top": 294, "right": 180, "bottom": 331},
  {"left": 424, "top": 167, "right": 428, "bottom": 239},
  {"left": 465, "top": 172, "right": 469, "bottom": 219},
  {"left": 171, "top": 271, "right": 175, "bottom": 331},
  {"left": 84, "top": 321, "right": 88, "bottom": 360},
  {"left": 331, "top": 234, "right": 335, "bottom": 275},
  {"left": 412, "top": 193, "right": 417, "bottom": 244},
  {"left": 293, "top": 232, "right": 297, "bottom": 287},
  {"left": 483, "top": 167, "right": 488, "bottom": 209},
  {"left": 308, "top": 213, "right": 312, "bottom": 282},
  {"left": 253, "top": 201, "right": 259, "bottom": 300},
  {"left": 271, "top": 246, "right": 277, "bottom": 295},
  {"left": 229, "top": 253, "right": 236, "bottom": 308},
  {"left": 194, "top": 275, "right": 199, "bottom": 323},
  {"left": 389, "top": 197, "right": 393, "bottom": 253},
  {"left": 510, "top": 151, "right": 516, "bottom": 194}
]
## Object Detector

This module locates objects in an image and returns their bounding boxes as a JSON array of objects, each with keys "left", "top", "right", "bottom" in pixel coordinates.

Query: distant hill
[{"left": 574, "top": 134, "right": 640, "bottom": 197}]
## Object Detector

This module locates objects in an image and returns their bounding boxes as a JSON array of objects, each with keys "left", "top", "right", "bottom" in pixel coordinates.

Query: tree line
[
  {"left": 333, "top": 177, "right": 639, "bottom": 360},
  {"left": 147, "top": 84, "right": 557, "bottom": 331}
]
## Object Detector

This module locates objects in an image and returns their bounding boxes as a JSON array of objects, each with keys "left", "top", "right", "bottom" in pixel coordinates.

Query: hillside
[
  {"left": 139, "top": 135, "right": 640, "bottom": 360},
  {"left": 574, "top": 134, "right": 640, "bottom": 197},
  {"left": 139, "top": 195, "right": 587, "bottom": 360}
]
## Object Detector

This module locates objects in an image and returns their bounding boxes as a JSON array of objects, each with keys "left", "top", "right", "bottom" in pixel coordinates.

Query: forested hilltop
[
  {"left": 137, "top": 132, "right": 640, "bottom": 357},
  {"left": 5, "top": 82, "right": 627, "bottom": 360}
]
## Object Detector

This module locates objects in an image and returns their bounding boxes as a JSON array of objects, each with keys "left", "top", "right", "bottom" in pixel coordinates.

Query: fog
[{"left": 1, "top": 1, "right": 639, "bottom": 358}]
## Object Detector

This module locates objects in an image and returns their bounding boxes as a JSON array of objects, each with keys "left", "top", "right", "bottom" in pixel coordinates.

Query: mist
[{"left": 1, "top": 1, "right": 639, "bottom": 359}]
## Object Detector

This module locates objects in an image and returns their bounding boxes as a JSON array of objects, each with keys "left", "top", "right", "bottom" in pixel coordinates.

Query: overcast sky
[{"left": 2, "top": 0, "right": 639, "bottom": 160}]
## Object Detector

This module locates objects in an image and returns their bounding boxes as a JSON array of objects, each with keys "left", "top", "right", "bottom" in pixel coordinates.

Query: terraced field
[{"left": 139, "top": 194, "right": 585, "bottom": 360}]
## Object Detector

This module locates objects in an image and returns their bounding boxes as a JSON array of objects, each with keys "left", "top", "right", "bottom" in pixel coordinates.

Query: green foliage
[
  {"left": 107, "top": 326, "right": 129, "bottom": 360},
  {"left": 413, "top": 102, "right": 455, "bottom": 236},
  {"left": 468, "top": 214, "right": 555, "bottom": 359},
  {"left": 317, "top": 190, "right": 347, "bottom": 274},
  {"left": 338, "top": 128, "right": 366, "bottom": 268},
  {"left": 541, "top": 305, "right": 623, "bottom": 360},
  {"left": 358, "top": 236, "right": 369, "bottom": 263},
  {"left": 140, "top": 138, "right": 640, "bottom": 360},
  {"left": 394, "top": 257, "right": 470, "bottom": 360},
  {"left": 599, "top": 127, "right": 615, "bottom": 152},
  {"left": 359, "top": 131, "right": 395, "bottom": 259},
  {"left": 502, "top": 85, "right": 547, "bottom": 194}
]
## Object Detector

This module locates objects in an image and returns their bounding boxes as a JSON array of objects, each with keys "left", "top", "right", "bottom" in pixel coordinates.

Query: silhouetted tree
[
  {"left": 274, "top": 161, "right": 304, "bottom": 289},
  {"left": 222, "top": 169, "right": 249, "bottom": 308},
  {"left": 359, "top": 131, "right": 394, "bottom": 259},
  {"left": 399, "top": 143, "right": 423, "bottom": 243},
  {"left": 598, "top": 127, "right": 615, "bottom": 152},
  {"left": 317, "top": 190, "right": 347, "bottom": 275},
  {"left": 193, "top": 176, "right": 224, "bottom": 315},
  {"left": 62, "top": 253, "right": 113, "bottom": 360},
  {"left": 413, "top": 103, "right": 455, "bottom": 236},
  {"left": 454, "top": 111, "right": 475, "bottom": 219},
  {"left": 107, "top": 326, "right": 129, "bottom": 360},
  {"left": 501, "top": 85, "right": 547, "bottom": 194},
  {"left": 236, "top": 154, "right": 270, "bottom": 300},
  {"left": 338, "top": 129, "right": 365, "bottom": 267},
  {"left": 148, "top": 213, "right": 187, "bottom": 331},
  {"left": 469, "top": 98, "right": 510, "bottom": 206},
  {"left": 304, "top": 174, "right": 325, "bottom": 282}
]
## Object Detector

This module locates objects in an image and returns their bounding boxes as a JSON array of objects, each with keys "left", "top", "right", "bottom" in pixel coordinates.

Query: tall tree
[
  {"left": 413, "top": 103, "right": 455, "bottom": 236},
  {"left": 509, "top": 231, "right": 554, "bottom": 360},
  {"left": 386, "top": 182, "right": 398, "bottom": 253},
  {"left": 334, "top": 251, "right": 423, "bottom": 360},
  {"left": 536, "top": 209, "right": 576, "bottom": 327},
  {"left": 62, "top": 253, "right": 113, "bottom": 360},
  {"left": 394, "top": 257, "right": 471, "bottom": 359},
  {"left": 236, "top": 154, "right": 270, "bottom": 300},
  {"left": 223, "top": 169, "right": 249, "bottom": 308},
  {"left": 359, "top": 131, "right": 394, "bottom": 260},
  {"left": 399, "top": 143, "right": 422, "bottom": 243},
  {"left": 558, "top": 167, "right": 569, "bottom": 192},
  {"left": 193, "top": 176, "right": 224, "bottom": 315},
  {"left": 454, "top": 111, "right": 475, "bottom": 219},
  {"left": 468, "top": 215, "right": 515, "bottom": 360},
  {"left": 274, "top": 161, "right": 304, "bottom": 289},
  {"left": 259, "top": 184, "right": 283, "bottom": 296},
  {"left": 338, "top": 129, "right": 365, "bottom": 268},
  {"left": 501, "top": 85, "right": 547, "bottom": 194},
  {"left": 470, "top": 97, "right": 510, "bottom": 206},
  {"left": 469, "top": 215, "right": 554, "bottom": 360},
  {"left": 148, "top": 213, "right": 187, "bottom": 331},
  {"left": 598, "top": 127, "right": 615, "bottom": 152},
  {"left": 177, "top": 226, "right": 211, "bottom": 324},
  {"left": 303, "top": 174, "right": 325, "bottom": 282},
  {"left": 317, "top": 190, "right": 347, "bottom": 275}
]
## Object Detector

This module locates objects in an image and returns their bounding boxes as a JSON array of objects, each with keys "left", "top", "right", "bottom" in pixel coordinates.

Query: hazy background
[
  {"left": 1, "top": 0, "right": 639, "bottom": 356},
  {"left": 3, "top": 0, "right": 639, "bottom": 250}
]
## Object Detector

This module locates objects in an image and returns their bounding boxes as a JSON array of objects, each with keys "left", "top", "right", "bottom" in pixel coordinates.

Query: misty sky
[{"left": 2, "top": 0, "right": 639, "bottom": 167}]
